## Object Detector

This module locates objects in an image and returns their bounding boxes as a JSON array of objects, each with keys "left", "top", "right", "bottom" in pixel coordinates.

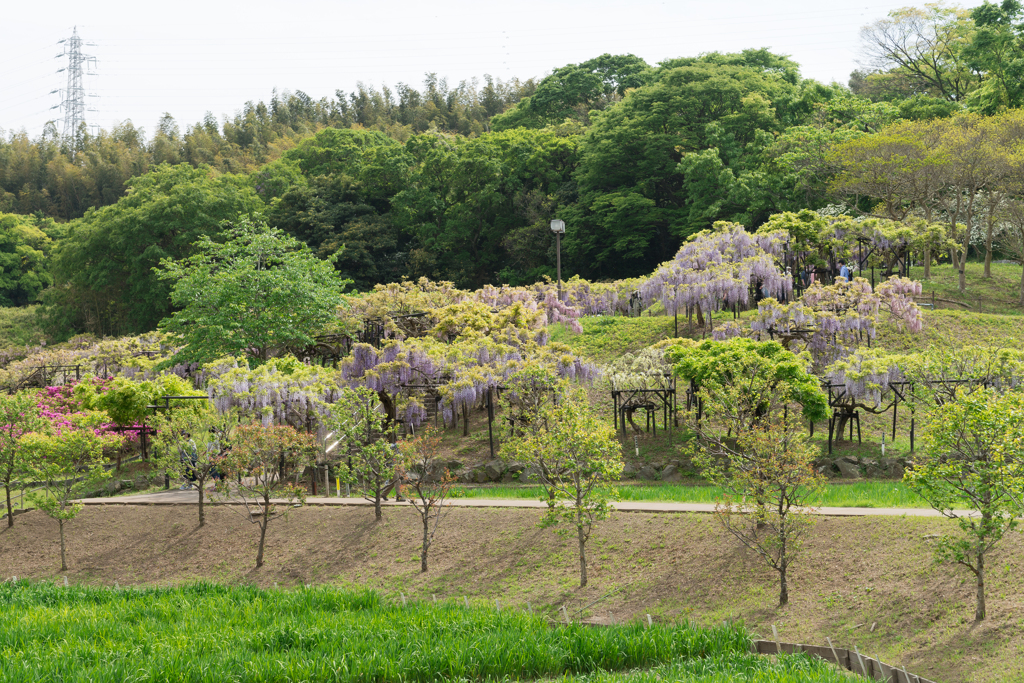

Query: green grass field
[
  {"left": 454, "top": 480, "right": 932, "bottom": 509},
  {"left": 0, "top": 582, "right": 862, "bottom": 683}
]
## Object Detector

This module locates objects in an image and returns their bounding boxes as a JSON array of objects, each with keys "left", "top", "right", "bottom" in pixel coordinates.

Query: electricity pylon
[{"left": 54, "top": 27, "right": 97, "bottom": 142}]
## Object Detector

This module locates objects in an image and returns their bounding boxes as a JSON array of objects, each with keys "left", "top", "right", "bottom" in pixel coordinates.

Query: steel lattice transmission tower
[{"left": 55, "top": 27, "right": 97, "bottom": 141}]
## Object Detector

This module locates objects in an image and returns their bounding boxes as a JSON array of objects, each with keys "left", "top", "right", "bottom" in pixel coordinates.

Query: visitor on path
[{"left": 839, "top": 261, "right": 851, "bottom": 281}]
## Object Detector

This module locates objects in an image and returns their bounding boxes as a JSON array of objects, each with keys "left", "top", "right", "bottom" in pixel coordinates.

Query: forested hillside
[{"left": 2, "top": 0, "right": 1024, "bottom": 342}]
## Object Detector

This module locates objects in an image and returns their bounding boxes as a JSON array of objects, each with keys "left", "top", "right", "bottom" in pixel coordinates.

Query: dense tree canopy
[{"left": 42, "top": 164, "right": 263, "bottom": 338}]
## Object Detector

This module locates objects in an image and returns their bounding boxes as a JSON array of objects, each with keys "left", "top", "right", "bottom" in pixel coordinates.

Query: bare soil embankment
[{"left": 2, "top": 504, "right": 1022, "bottom": 683}]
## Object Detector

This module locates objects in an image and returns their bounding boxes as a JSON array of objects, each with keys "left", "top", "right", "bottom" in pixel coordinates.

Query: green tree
[
  {"left": 216, "top": 423, "right": 316, "bottom": 568},
  {"left": 0, "top": 391, "right": 46, "bottom": 528},
  {"left": 400, "top": 428, "right": 455, "bottom": 572},
  {"left": 0, "top": 213, "right": 53, "bottom": 306},
  {"left": 21, "top": 415, "right": 121, "bottom": 571},
  {"left": 491, "top": 54, "right": 652, "bottom": 130},
  {"left": 669, "top": 338, "right": 827, "bottom": 436},
  {"left": 155, "top": 217, "right": 348, "bottom": 364},
  {"left": 44, "top": 163, "right": 263, "bottom": 338},
  {"left": 905, "top": 389, "right": 1024, "bottom": 622},
  {"left": 154, "top": 407, "right": 237, "bottom": 527},
  {"left": 566, "top": 51, "right": 821, "bottom": 278},
  {"left": 693, "top": 418, "right": 824, "bottom": 606},
  {"left": 963, "top": 0, "right": 1024, "bottom": 112},
  {"left": 858, "top": 4, "right": 981, "bottom": 102},
  {"left": 324, "top": 387, "right": 397, "bottom": 523},
  {"left": 501, "top": 387, "right": 623, "bottom": 588}
]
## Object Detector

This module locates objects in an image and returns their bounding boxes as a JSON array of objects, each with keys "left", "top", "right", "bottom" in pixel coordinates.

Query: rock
[
  {"left": 106, "top": 479, "right": 122, "bottom": 494},
  {"left": 621, "top": 463, "right": 638, "bottom": 479},
  {"left": 865, "top": 464, "right": 885, "bottom": 479},
  {"left": 835, "top": 459, "right": 862, "bottom": 480},
  {"left": 458, "top": 469, "right": 476, "bottom": 484},
  {"left": 881, "top": 458, "right": 905, "bottom": 479},
  {"left": 637, "top": 465, "right": 659, "bottom": 481},
  {"left": 472, "top": 467, "right": 490, "bottom": 484},
  {"left": 518, "top": 466, "right": 541, "bottom": 484},
  {"left": 661, "top": 464, "right": 681, "bottom": 482},
  {"left": 500, "top": 463, "right": 525, "bottom": 482},
  {"left": 483, "top": 459, "right": 505, "bottom": 482}
]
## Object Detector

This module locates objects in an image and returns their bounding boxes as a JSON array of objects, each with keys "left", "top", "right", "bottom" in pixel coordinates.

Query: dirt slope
[{"left": 2, "top": 504, "right": 1022, "bottom": 683}]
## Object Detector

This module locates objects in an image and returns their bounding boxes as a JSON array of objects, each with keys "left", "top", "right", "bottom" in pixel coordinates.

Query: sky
[{"left": 0, "top": 0, "right": 932, "bottom": 140}]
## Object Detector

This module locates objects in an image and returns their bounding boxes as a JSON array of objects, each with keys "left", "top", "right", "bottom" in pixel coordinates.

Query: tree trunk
[
  {"left": 959, "top": 229, "right": 970, "bottom": 294},
  {"left": 374, "top": 493, "right": 383, "bottom": 523},
  {"left": 923, "top": 245, "right": 931, "bottom": 280},
  {"left": 985, "top": 217, "right": 994, "bottom": 278},
  {"left": 462, "top": 403, "right": 469, "bottom": 437},
  {"left": 1019, "top": 262, "right": 1024, "bottom": 306},
  {"left": 59, "top": 518, "right": 68, "bottom": 572},
  {"left": 975, "top": 552, "right": 986, "bottom": 622},
  {"left": 779, "top": 564, "right": 789, "bottom": 606},
  {"left": 421, "top": 516, "right": 430, "bottom": 573},
  {"left": 5, "top": 484, "right": 12, "bottom": 528},
  {"left": 255, "top": 510, "right": 268, "bottom": 568},
  {"left": 198, "top": 477, "right": 205, "bottom": 527},
  {"left": 577, "top": 525, "right": 588, "bottom": 588}
]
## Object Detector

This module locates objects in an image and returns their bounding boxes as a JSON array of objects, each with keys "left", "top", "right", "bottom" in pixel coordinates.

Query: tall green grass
[
  {"left": 0, "top": 581, "right": 856, "bottom": 683},
  {"left": 559, "top": 654, "right": 866, "bottom": 682},
  {"left": 454, "top": 481, "right": 931, "bottom": 509}
]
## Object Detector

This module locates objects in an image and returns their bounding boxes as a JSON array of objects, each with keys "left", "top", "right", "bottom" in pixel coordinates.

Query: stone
[
  {"left": 637, "top": 465, "right": 659, "bottom": 481},
  {"left": 473, "top": 467, "right": 490, "bottom": 484},
  {"left": 518, "top": 466, "right": 541, "bottom": 484},
  {"left": 865, "top": 464, "right": 885, "bottom": 479},
  {"left": 661, "top": 464, "right": 681, "bottom": 481},
  {"left": 621, "top": 463, "right": 638, "bottom": 479},
  {"left": 881, "top": 458, "right": 904, "bottom": 479},
  {"left": 505, "top": 462, "right": 526, "bottom": 474},
  {"left": 483, "top": 459, "right": 505, "bottom": 482},
  {"left": 458, "top": 469, "right": 476, "bottom": 484},
  {"left": 835, "top": 459, "right": 862, "bottom": 480},
  {"left": 106, "top": 479, "right": 122, "bottom": 494}
]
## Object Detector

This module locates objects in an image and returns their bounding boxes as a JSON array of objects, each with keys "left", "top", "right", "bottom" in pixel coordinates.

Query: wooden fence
[{"left": 752, "top": 639, "right": 936, "bottom": 682}]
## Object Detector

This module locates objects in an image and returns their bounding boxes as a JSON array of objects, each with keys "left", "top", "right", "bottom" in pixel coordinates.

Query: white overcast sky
[{"left": 1, "top": 0, "right": 940, "bottom": 140}]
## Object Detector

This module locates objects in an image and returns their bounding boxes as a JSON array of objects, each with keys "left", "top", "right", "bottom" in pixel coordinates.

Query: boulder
[
  {"left": 473, "top": 467, "right": 490, "bottom": 484},
  {"left": 661, "top": 464, "right": 681, "bottom": 482},
  {"left": 518, "top": 466, "right": 541, "bottom": 484},
  {"left": 865, "top": 463, "right": 885, "bottom": 479},
  {"left": 505, "top": 462, "right": 526, "bottom": 474},
  {"left": 637, "top": 465, "right": 659, "bottom": 481},
  {"left": 483, "top": 459, "right": 505, "bottom": 482},
  {"left": 881, "top": 458, "right": 905, "bottom": 479},
  {"left": 621, "top": 463, "right": 638, "bottom": 480},
  {"left": 106, "top": 479, "right": 122, "bottom": 494},
  {"left": 835, "top": 459, "right": 862, "bottom": 480}
]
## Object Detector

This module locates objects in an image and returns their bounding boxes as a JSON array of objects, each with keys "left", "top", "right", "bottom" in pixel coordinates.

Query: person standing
[{"left": 839, "top": 261, "right": 851, "bottom": 281}]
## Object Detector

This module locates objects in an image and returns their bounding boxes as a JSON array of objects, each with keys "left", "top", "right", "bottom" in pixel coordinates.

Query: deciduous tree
[{"left": 905, "top": 388, "right": 1024, "bottom": 621}]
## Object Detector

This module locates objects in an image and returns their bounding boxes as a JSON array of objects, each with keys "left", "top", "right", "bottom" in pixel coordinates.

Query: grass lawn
[
  {"left": 0, "top": 581, "right": 858, "bottom": 683},
  {"left": 453, "top": 480, "right": 930, "bottom": 509}
]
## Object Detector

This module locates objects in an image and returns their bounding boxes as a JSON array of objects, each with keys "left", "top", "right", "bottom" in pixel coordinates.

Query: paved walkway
[{"left": 77, "top": 489, "right": 962, "bottom": 518}]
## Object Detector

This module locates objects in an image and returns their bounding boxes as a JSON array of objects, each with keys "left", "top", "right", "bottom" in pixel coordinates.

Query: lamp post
[{"left": 550, "top": 219, "right": 565, "bottom": 302}]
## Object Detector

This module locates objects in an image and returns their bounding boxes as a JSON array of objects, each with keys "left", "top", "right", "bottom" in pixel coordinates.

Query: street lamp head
[{"left": 550, "top": 219, "right": 565, "bottom": 234}]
